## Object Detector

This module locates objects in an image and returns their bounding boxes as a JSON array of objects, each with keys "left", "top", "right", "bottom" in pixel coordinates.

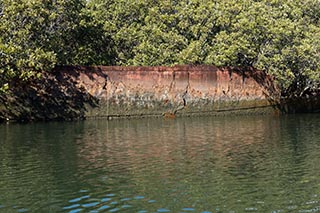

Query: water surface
[{"left": 0, "top": 114, "right": 319, "bottom": 212}]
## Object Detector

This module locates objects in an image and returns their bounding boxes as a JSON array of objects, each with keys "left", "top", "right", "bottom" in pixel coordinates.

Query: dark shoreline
[{"left": 0, "top": 65, "right": 319, "bottom": 123}]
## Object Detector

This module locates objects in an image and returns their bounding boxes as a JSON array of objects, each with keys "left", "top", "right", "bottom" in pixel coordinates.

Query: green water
[{"left": 0, "top": 114, "right": 319, "bottom": 213}]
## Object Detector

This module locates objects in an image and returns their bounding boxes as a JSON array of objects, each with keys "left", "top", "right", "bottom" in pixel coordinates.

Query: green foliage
[
  {"left": 0, "top": 0, "right": 319, "bottom": 97},
  {"left": 0, "top": 0, "right": 55, "bottom": 89},
  {"left": 0, "top": 0, "right": 114, "bottom": 91}
]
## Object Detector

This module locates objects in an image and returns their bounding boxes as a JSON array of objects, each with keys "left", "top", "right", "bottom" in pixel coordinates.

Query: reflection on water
[{"left": 0, "top": 114, "right": 319, "bottom": 212}]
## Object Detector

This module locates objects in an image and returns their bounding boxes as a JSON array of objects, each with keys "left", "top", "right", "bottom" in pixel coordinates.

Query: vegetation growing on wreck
[{"left": 0, "top": 0, "right": 319, "bottom": 97}]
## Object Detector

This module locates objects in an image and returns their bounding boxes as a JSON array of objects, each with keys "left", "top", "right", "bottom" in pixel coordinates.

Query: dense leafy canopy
[
  {"left": 0, "top": 0, "right": 113, "bottom": 92},
  {"left": 1, "top": 0, "right": 319, "bottom": 97}
]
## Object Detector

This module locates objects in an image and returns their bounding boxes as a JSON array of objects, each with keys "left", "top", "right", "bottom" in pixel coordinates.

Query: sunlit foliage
[{"left": 1, "top": 0, "right": 319, "bottom": 96}]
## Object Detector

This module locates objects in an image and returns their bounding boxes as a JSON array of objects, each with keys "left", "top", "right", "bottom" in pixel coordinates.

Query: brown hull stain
[{"left": 0, "top": 65, "right": 286, "bottom": 122}]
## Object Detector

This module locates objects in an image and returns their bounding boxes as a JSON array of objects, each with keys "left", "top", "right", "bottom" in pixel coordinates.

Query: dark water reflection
[{"left": 0, "top": 114, "right": 319, "bottom": 212}]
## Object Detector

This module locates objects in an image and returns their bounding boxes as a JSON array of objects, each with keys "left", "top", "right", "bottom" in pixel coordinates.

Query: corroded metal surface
[{"left": 68, "top": 65, "right": 279, "bottom": 118}]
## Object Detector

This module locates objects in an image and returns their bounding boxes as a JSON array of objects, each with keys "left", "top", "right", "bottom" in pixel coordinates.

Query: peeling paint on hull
[
  {"left": 73, "top": 65, "right": 279, "bottom": 119},
  {"left": 0, "top": 65, "right": 283, "bottom": 122}
]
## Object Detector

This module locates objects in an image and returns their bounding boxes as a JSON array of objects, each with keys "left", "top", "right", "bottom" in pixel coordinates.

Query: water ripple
[{"left": 0, "top": 115, "right": 319, "bottom": 212}]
